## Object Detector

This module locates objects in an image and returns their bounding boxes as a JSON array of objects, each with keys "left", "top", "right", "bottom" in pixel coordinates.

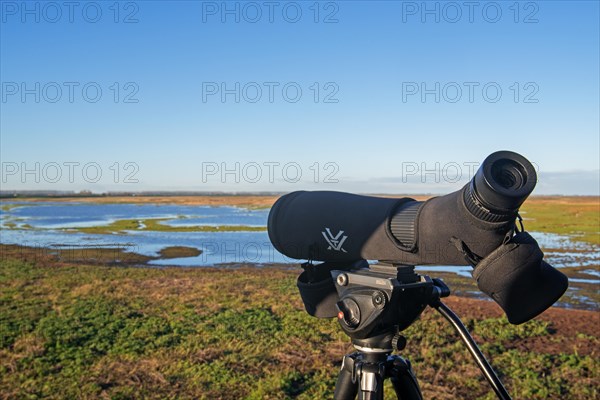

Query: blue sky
[{"left": 1, "top": 1, "right": 599, "bottom": 194}]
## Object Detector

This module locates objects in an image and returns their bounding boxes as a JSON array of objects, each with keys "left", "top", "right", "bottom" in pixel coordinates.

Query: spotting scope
[{"left": 268, "top": 151, "right": 568, "bottom": 324}]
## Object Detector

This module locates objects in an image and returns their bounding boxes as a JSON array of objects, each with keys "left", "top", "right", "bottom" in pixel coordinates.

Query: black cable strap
[{"left": 449, "top": 237, "right": 483, "bottom": 267}]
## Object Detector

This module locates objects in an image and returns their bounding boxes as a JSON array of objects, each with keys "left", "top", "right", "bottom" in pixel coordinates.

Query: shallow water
[
  {"left": 1, "top": 202, "right": 269, "bottom": 229},
  {"left": 1, "top": 202, "right": 598, "bottom": 278},
  {"left": 532, "top": 231, "right": 597, "bottom": 252},
  {"left": 0, "top": 228, "right": 286, "bottom": 265}
]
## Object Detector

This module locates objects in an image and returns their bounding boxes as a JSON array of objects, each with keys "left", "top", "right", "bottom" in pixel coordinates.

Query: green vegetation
[
  {"left": 0, "top": 245, "right": 202, "bottom": 267},
  {"left": 158, "top": 246, "right": 202, "bottom": 259},
  {"left": 0, "top": 203, "right": 29, "bottom": 212},
  {"left": 0, "top": 195, "right": 598, "bottom": 398},
  {"left": 0, "top": 217, "right": 267, "bottom": 234},
  {"left": 70, "top": 218, "right": 266, "bottom": 234},
  {"left": 521, "top": 198, "right": 600, "bottom": 245},
  {"left": 0, "top": 251, "right": 597, "bottom": 399}
]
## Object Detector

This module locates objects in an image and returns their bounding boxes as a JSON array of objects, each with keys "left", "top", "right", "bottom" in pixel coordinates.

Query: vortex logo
[{"left": 322, "top": 228, "right": 348, "bottom": 253}]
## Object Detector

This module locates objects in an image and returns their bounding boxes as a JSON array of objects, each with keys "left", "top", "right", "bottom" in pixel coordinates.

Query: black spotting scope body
[
  {"left": 268, "top": 151, "right": 534, "bottom": 265},
  {"left": 268, "top": 151, "right": 569, "bottom": 324}
]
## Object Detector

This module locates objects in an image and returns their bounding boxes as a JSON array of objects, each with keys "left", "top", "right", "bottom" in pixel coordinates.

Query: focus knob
[{"left": 337, "top": 299, "right": 361, "bottom": 328}]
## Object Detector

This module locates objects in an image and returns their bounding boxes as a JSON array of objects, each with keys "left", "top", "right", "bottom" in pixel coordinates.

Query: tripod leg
[
  {"left": 389, "top": 357, "right": 423, "bottom": 400},
  {"left": 334, "top": 354, "right": 358, "bottom": 400}
]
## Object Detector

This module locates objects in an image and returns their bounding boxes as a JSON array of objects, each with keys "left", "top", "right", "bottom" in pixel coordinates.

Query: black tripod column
[
  {"left": 334, "top": 352, "right": 423, "bottom": 400},
  {"left": 356, "top": 361, "right": 385, "bottom": 400},
  {"left": 334, "top": 353, "right": 386, "bottom": 400}
]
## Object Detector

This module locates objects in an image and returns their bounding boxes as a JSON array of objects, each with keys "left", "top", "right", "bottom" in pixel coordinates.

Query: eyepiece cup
[{"left": 468, "top": 151, "right": 537, "bottom": 221}]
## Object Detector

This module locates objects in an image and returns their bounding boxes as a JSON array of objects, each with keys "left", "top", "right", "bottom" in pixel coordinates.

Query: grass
[
  {"left": 98, "top": 219, "right": 264, "bottom": 234},
  {"left": 0, "top": 245, "right": 203, "bottom": 267},
  {"left": 0, "top": 251, "right": 597, "bottom": 399},
  {"left": 0, "top": 204, "right": 25, "bottom": 212},
  {"left": 158, "top": 246, "right": 202, "bottom": 259},
  {"left": 0, "top": 195, "right": 598, "bottom": 398},
  {"left": 520, "top": 197, "right": 600, "bottom": 245},
  {"left": 1, "top": 195, "right": 278, "bottom": 210},
  {"left": 1, "top": 218, "right": 267, "bottom": 235}
]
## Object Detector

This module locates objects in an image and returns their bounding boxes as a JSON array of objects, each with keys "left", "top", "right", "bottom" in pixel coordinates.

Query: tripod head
[{"left": 331, "top": 264, "right": 447, "bottom": 347}]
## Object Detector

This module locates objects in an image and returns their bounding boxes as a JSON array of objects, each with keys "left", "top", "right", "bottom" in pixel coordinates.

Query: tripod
[
  {"left": 330, "top": 265, "right": 512, "bottom": 400},
  {"left": 334, "top": 334, "right": 422, "bottom": 399}
]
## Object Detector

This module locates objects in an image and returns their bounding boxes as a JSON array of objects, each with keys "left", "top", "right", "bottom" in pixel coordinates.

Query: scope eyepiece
[{"left": 464, "top": 151, "right": 537, "bottom": 223}]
